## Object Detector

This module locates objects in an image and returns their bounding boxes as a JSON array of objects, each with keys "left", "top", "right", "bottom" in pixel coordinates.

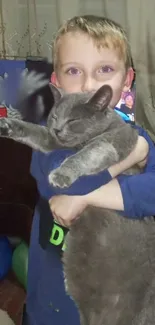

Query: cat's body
[
  {"left": 64, "top": 208, "right": 155, "bottom": 325},
  {"left": 0, "top": 72, "right": 154, "bottom": 325}
]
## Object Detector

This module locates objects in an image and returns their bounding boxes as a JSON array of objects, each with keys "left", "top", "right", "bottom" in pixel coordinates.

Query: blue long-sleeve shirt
[{"left": 31, "top": 124, "right": 155, "bottom": 220}]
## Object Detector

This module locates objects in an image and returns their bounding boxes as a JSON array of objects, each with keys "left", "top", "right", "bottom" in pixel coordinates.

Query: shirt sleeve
[
  {"left": 118, "top": 171, "right": 155, "bottom": 218},
  {"left": 117, "top": 126, "right": 155, "bottom": 218}
]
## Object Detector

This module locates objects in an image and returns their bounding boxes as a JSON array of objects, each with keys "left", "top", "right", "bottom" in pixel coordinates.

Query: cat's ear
[
  {"left": 88, "top": 85, "right": 112, "bottom": 111},
  {"left": 49, "top": 83, "right": 63, "bottom": 104}
]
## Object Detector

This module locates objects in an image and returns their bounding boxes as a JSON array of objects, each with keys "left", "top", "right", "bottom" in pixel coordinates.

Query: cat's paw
[
  {"left": 49, "top": 168, "right": 75, "bottom": 188},
  {"left": 0, "top": 118, "right": 13, "bottom": 137}
]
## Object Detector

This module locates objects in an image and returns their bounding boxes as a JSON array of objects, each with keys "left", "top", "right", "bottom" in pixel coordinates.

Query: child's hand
[{"left": 49, "top": 195, "right": 88, "bottom": 228}]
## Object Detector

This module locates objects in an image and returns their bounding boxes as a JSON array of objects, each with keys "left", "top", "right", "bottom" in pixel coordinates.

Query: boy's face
[
  {"left": 125, "top": 94, "right": 133, "bottom": 108},
  {"left": 54, "top": 32, "right": 133, "bottom": 108}
]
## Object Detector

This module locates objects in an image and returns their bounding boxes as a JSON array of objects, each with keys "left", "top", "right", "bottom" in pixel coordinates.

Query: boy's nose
[{"left": 81, "top": 77, "right": 96, "bottom": 92}]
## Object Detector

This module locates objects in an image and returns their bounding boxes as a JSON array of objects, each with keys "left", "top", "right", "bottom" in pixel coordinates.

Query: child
[{"left": 25, "top": 15, "right": 155, "bottom": 325}]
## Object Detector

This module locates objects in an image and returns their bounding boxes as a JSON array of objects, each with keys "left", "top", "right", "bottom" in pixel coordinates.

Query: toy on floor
[
  {"left": 12, "top": 241, "right": 28, "bottom": 290},
  {"left": 0, "top": 309, "right": 15, "bottom": 325},
  {"left": 0, "top": 236, "right": 12, "bottom": 280}
]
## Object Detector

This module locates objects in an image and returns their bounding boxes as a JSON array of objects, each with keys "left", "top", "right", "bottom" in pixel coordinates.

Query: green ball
[{"left": 12, "top": 241, "right": 28, "bottom": 290}]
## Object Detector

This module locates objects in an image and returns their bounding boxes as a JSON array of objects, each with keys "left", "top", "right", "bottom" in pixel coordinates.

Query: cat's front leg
[
  {"left": 49, "top": 139, "right": 119, "bottom": 188},
  {"left": 0, "top": 117, "right": 55, "bottom": 152},
  {"left": 49, "top": 162, "right": 75, "bottom": 188}
]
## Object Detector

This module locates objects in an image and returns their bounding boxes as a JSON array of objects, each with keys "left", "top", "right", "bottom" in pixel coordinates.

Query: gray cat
[
  {"left": 0, "top": 72, "right": 154, "bottom": 325},
  {"left": 0, "top": 71, "right": 138, "bottom": 188}
]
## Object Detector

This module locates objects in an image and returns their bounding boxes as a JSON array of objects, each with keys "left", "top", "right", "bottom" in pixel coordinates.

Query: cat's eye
[{"left": 68, "top": 119, "right": 77, "bottom": 123}]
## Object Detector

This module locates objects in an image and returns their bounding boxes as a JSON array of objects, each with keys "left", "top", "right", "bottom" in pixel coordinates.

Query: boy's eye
[
  {"left": 66, "top": 68, "right": 81, "bottom": 75},
  {"left": 98, "top": 66, "right": 113, "bottom": 73}
]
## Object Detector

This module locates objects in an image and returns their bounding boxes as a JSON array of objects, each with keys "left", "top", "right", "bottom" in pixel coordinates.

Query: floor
[{"left": 0, "top": 271, "right": 26, "bottom": 325}]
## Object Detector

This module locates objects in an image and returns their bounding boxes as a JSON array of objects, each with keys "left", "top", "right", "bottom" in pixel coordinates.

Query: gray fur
[
  {"left": 64, "top": 210, "right": 155, "bottom": 325},
  {"left": 0, "top": 72, "right": 138, "bottom": 188}
]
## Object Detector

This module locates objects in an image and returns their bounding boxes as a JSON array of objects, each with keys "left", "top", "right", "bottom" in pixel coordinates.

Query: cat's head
[{"left": 49, "top": 84, "right": 117, "bottom": 147}]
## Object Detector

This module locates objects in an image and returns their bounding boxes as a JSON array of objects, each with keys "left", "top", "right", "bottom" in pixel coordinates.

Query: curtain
[
  {"left": 1, "top": 0, "right": 155, "bottom": 140},
  {"left": 0, "top": 0, "right": 60, "bottom": 60},
  {"left": 0, "top": 0, "right": 106, "bottom": 60}
]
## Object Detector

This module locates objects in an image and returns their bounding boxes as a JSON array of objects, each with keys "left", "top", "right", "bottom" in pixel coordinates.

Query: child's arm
[{"left": 86, "top": 148, "right": 155, "bottom": 219}]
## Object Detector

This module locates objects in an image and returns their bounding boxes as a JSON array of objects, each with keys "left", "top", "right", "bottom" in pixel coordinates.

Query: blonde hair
[{"left": 52, "top": 15, "right": 132, "bottom": 70}]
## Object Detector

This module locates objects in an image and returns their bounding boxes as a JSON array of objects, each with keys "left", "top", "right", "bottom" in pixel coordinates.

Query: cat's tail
[
  {"left": 16, "top": 94, "right": 47, "bottom": 123},
  {"left": 15, "top": 70, "right": 54, "bottom": 124}
]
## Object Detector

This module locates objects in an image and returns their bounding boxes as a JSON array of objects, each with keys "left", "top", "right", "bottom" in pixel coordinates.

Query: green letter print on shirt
[{"left": 50, "top": 223, "right": 66, "bottom": 251}]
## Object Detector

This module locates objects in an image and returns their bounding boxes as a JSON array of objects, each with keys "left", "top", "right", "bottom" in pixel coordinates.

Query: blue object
[
  {"left": 0, "top": 59, "right": 25, "bottom": 106},
  {"left": 0, "top": 236, "right": 12, "bottom": 280},
  {"left": 114, "top": 108, "right": 130, "bottom": 121}
]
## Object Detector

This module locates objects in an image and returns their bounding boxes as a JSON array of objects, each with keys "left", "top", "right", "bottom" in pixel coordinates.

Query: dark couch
[{"left": 0, "top": 60, "right": 38, "bottom": 244}]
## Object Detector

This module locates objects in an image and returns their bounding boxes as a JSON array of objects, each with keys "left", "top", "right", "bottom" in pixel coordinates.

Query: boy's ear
[
  {"left": 49, "top": 83, "right": 62, "bottom": 104},
  {"left": 88, "top": 85, "right": 113, "bottom": 111},
  {"left": 123, "top": 67, "right": 134, "bottom": 92},
  {"left": 51, "top": 72, "right": 57, "bottom": 85},
  {"left": 50, "top": 72, "right": 65, "bottom": 104}
]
